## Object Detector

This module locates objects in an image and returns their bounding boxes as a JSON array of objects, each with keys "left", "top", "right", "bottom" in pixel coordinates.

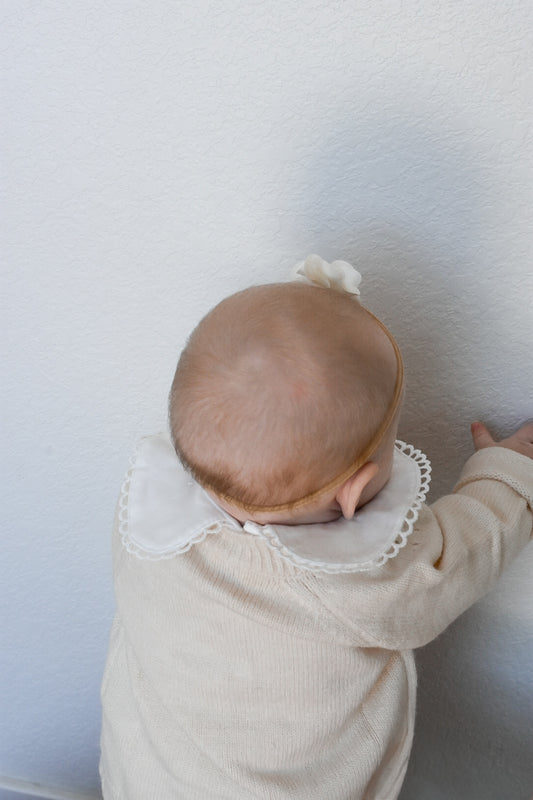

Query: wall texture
[{"left": 2, "top": 1, "right": 532, "bottom": 797}]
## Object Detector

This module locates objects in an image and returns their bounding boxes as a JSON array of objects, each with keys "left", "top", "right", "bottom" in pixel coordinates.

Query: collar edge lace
[{"left": 118, "top": 437, "right": 431, "bottom": 571}]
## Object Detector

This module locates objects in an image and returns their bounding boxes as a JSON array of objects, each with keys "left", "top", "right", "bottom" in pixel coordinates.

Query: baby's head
[{"left": 169, "top": 282, "right": 403, "bottom": 525}]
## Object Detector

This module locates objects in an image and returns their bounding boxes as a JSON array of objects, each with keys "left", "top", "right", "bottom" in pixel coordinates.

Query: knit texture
[{"left": 100, "top": 447, "right": 533, "bottom": 799}]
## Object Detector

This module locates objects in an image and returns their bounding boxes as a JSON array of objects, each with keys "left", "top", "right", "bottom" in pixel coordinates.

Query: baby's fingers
[
  {"left": 514, "top": 420, "right": 533, "bottom": 443},
  {"left": 471, "top": 421, "right": 495, "bottom": 451}
]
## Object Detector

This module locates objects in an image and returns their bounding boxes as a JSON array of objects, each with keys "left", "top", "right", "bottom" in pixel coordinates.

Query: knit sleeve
[{"left": 311, "top": 447, "right": 533, "bottom": 651}]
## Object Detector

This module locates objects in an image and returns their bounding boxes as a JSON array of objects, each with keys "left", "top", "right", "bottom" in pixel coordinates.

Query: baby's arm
[{"left": 315, "top": 422, "right": 533, "bottom": 650}]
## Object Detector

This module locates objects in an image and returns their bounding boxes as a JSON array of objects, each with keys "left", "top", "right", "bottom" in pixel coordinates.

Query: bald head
[{"left": 169, "top": 283, "right": 399, "bottom": 508}]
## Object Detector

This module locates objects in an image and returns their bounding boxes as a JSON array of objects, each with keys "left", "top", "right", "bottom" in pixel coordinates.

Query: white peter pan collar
[{"left": 118, "top": 434, "right": 431, "bottom": 574}]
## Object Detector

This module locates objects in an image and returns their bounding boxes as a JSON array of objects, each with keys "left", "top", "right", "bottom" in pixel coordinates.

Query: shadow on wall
[
  {"left": 0, "top": 781, "right": 101, "bottom": 800},
  {"left": 286, "top": 106, "right": 496, "bottom": 500},
  {"left": 285, "top": 104, "right": 533, "bottom": 800},
  {"left": 401, "top": 597, "right": 533, "bottom": 800}
]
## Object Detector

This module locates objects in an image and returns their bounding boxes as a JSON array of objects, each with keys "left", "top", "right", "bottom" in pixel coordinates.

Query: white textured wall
[{"left": 2, "top": 1, "right": 532, "bottom": 797}]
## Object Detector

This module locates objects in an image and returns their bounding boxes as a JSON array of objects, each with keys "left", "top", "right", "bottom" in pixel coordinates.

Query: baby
[{"left": 100, "top": 256, "right": 533, "bottom": 800}]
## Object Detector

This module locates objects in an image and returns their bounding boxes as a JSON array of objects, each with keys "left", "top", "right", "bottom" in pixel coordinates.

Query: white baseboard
[{"left": 0, "top": 777, "right": 101, "bottom": 800}]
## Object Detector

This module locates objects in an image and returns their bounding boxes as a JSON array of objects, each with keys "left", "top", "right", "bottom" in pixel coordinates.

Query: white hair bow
[{"left": 290, "top": 254, "right": 362, "bottom": 296}]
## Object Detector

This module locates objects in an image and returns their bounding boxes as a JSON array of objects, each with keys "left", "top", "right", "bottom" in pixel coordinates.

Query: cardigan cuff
[{"left": 453, "top": 447, "right": 533, "bottom": 511}]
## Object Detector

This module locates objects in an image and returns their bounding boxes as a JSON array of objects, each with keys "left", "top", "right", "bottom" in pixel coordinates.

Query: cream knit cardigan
[{"left": 100, "top": 447, "right": 533, "bottom": 800}]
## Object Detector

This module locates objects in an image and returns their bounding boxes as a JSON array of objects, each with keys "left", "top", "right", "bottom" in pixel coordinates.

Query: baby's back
[{"left": 100, "top": 521, "right": 414, "bottom": 800}]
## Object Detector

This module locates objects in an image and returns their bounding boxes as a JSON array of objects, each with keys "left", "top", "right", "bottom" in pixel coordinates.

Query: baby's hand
[{"left": 471, "top": 421, "right": 533, "bottom": 460}]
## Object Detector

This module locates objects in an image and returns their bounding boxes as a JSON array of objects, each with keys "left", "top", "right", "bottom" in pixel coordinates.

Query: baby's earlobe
[{"left": 336, "top": 462, "right": 379, "bottom": 520}]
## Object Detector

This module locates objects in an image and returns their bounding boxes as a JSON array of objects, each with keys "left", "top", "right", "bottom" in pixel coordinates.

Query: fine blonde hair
[{"left": 169, "top": 283, "right": 399, "bottom": 510}]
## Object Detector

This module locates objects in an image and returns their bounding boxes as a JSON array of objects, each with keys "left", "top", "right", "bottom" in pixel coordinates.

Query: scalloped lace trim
[
  {"left": 244, "top": 441, "right": 432, "bottom": 574},
  {"left": 383, "top": 441, "right": 432, "bottom": 565}
]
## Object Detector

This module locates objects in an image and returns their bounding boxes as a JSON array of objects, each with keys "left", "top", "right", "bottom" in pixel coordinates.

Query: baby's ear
[{"left": 335, "top": 462, "right": 379, "bottom": 520}]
